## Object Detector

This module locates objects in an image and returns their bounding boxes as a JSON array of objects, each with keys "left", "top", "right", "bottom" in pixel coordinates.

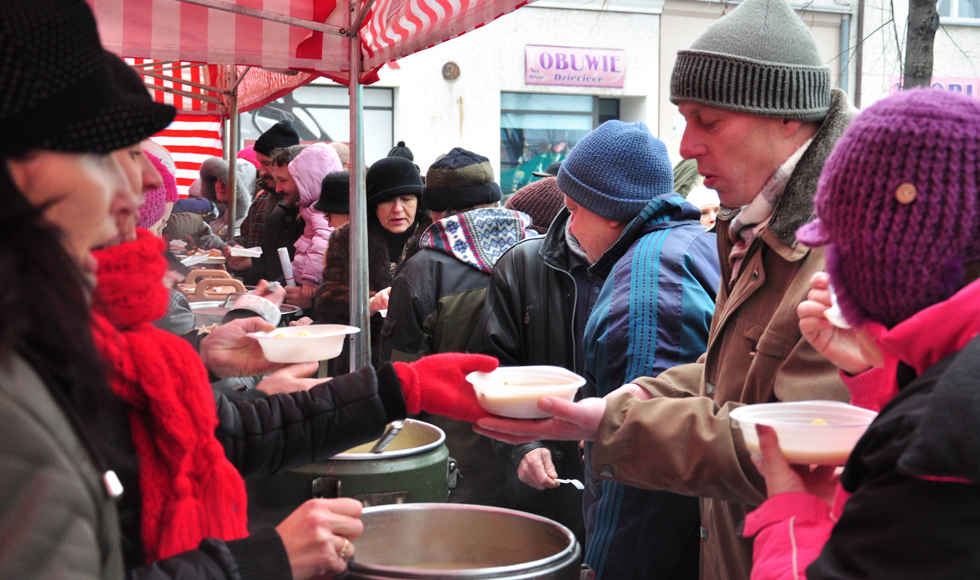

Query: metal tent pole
[
  {"left": 348, "top": 0, "right": 371, "bottom": 370},
  {"left": 225, "top": 65, "right": 240, "bottom": 244}
]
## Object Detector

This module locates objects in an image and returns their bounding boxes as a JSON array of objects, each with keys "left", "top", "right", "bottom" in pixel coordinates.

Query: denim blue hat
[{"left": 556, "top": 121, "right": 673, "bottom": 222}]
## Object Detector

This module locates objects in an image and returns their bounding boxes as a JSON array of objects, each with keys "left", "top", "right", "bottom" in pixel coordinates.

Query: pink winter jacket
[
  {"left": 744, "top": 279, "right": 980, "bottom": 580},
  {"left": 288, "top": 143, "right": 342, "bottom": 287}
]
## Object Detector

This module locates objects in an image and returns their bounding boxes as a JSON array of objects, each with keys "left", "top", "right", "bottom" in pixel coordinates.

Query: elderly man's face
[
  {"left": 256, "top": 152, "right": 275, "bottom": 191},
  {"left": 678, "top": 103, "right": 799, "bottom": 209},
  {"left": 564, "top": 195, "right": 625, "bottom": 264}
]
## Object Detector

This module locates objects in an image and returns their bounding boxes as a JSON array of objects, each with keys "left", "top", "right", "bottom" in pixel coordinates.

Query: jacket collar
[
  {"left": 867, "top": 278, "right": 980, "bottom": 378},
  {"left": 589, "top": 193, "right": 701, "bottom": 280},
  {"left": 538, "top": 208, "right": 573, "bottom": 270}
]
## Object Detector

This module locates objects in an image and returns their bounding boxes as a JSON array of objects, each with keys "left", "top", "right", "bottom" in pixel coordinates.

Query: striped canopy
[{"left": 87, "top": 0, "right": 528, "bottom": 85}]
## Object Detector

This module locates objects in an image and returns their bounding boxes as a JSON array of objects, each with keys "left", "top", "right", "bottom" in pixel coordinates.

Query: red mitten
[{"left": 394, "top": 353, "right": 499, "bottom": 423}]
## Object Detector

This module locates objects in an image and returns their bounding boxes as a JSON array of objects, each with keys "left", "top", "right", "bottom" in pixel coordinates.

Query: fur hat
[
  {"left": 198, "top": 157, "right": 256, "bottom": 221},
  {"left": 797, "top": 89, "right": 980, "bottom": 328},
  {"left": 422, "top": 148, "right": 502, "bottom": 212},
  {"left": 505, "top": 177, "right": 566, "bottom": 235}
]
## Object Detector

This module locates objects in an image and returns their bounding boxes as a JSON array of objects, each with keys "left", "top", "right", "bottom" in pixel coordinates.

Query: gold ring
[{"left": 339, "top": 538, "right": 351, "bottom": 559}]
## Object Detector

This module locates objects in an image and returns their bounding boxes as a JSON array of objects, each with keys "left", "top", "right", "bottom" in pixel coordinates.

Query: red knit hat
[
  {"left": 797, "top": 89, "right": 980, "bottom": 328},
  {"left": 505, "top": 176, "right": 566, "bottom": 235}
]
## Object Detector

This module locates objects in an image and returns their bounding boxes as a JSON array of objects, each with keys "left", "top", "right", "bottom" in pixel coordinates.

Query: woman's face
[
  {"left": 214, "top": 179, "right": 229, "bottom": 203},
  {"left": 7, "top": 150, "right": 139, "bottom": 272},
  {"left": 112, "top": 142, "right": 163, "bottom": 243},
  {"left": 375, "top": 195, "right": 418, "bottom": 234}
]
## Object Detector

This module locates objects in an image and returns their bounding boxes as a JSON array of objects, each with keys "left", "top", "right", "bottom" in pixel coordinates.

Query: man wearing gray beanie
[{"left": 473, "top": 2, "right": 856, "bottom": 579}]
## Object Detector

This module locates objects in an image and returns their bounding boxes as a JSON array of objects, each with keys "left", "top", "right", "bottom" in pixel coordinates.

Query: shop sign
[
  {"left": 525, "top": 45, "right": 625, "bottom": 89},
  {"left": 888, "top": 76, "right": 980, "bottom": 97}
]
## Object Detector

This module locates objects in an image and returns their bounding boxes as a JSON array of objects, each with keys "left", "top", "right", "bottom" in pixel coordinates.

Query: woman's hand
[
  {"left": 474, "top": 384, "right": 651, "bottom": 445},
  {"left": 369, "top": 287, "right": 391, "bottom": 315},
  {"left": 201, "top": 318, "right": 283, "bottom": 378},
  {"left": 798, "top": 273, "right": 873, "bottom": 375},
  {"left": 750, "top": 424, "right": 839, "bottom": 506},
  {"left": 276, "top": 498, "right": 363, "bottom": 580}
]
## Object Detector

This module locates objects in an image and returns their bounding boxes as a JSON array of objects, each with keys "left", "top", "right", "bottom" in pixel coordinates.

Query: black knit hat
[
  {"left": 387, "top": 141, "right": 414, "bottom": 161},
  {"left": 532, "top": 160, "right": 563, "bottom": 178},
  {"left": 254, "top": 120, "right": 300, "bottom": 157},
  {"left": 315, "top": 171, "right": 351, "bottom": 214},
  {"left": 366, "top": 157, "right": 424, "bottom": 207},
  {"left": 0, "top": 0, "right": 176, "bottom": 158},
  {"left": 422, "top": 148, "right": 502, "bottom": 212}
]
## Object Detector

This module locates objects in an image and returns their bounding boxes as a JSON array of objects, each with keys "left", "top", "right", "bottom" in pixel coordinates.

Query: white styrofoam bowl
[
  {"left": 467, "top": 366, "right": 586, "bottom": 419},
  {"left": 731, "top": 401, "right": 878, "bottom": 466},
  {"left": 247, "top": 324, "right": 360, "bottom": 363}
]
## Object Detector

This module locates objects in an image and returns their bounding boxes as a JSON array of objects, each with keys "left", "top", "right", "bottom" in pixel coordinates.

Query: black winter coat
[
  {"left": 808, "top": 334, "right": 980, "bottom": 579},
  {"left": 229, "top": 200, "right": 304, "bottom": 286},
  {"left": 105, "top": 364, "right": 406, "bottom": 580},
  {"left": 467, "top": 210, "right": 586, "bottom": 540}
]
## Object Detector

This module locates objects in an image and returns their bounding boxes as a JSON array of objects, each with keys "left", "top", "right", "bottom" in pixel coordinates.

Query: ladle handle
[{"left": 369, "top": 420, "right": 404, "bottom": 453}]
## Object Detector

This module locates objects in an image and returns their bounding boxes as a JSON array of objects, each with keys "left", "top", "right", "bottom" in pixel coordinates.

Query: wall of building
[{"left": 366, "top": 2, "right": 662, "bottom": 176}]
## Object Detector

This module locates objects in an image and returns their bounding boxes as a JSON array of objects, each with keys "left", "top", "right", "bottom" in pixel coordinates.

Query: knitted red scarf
[{"left": 90, "top": 230, "right": 248, "bottom": 563}]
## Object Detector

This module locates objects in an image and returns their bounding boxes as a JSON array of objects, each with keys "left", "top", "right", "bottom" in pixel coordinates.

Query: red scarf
[{"left": 90, "top": 230, "right": 248, "bottom": 562}]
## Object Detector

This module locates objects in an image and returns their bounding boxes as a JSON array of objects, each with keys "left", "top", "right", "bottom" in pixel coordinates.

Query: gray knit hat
[{"left": 670, "top": 0, "right": 831, "bottom": 121}]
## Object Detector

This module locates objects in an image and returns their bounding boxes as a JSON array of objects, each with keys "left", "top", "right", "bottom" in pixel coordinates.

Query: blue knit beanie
[{"left": 557, "top": 121, "right": 674, "bottom": 222}]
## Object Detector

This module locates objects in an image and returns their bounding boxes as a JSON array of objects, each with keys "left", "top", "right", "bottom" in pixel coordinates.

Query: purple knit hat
[{"left": 797, "top": 89, "right": 980, "bottom": 328}]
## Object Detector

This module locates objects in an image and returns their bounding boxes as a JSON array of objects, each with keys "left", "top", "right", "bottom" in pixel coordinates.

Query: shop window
[
  {"left": 938, "top": 0, "right": 980, "bottom": 23},
  {"left": 240, "top": 84, "right": 394, "bottom": 164},
  {"left": 500, "top": 93, "right": 620, "bottom": 195}
]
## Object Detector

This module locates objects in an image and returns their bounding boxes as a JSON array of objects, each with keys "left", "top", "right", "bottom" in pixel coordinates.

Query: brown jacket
[{"left": 590, "top": 90, "right": 855, "bottom": 580}]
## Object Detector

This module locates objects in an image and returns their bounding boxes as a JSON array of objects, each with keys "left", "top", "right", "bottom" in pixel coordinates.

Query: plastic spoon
[{"left": 555, "top": 478, "right": 585, "bottom": 490}]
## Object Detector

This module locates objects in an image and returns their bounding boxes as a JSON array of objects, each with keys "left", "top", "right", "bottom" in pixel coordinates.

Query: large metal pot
[
  {"left": 189, "top": 295, "right": 303, "bottom": 327},
  {"left": 343, "top": 503, "right": 590, "bottom": 579},
  {"left": 245, "top": 419, "right": 455, "bottom": 529}
]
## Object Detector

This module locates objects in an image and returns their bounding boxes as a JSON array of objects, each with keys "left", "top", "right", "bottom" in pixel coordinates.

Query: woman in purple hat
[{"left": 745, "top": 89, "right": 980, "bottom": 579}]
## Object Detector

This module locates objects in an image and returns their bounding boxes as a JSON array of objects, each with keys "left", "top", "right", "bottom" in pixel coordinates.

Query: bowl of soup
[
  {"left": 730, "top": 401, "right": 878, "bottom": 466},
  {"left": 467, "top": 366, "right": 585, "bottom": 419},
  {"left": 247, "top": 324, "right": 359, "bottom": 363}
]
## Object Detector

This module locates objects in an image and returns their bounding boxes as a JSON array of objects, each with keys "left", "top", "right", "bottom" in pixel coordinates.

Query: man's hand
[
  {"left": 370, "top": 287, "right": 391, "bottom": 315},
  {"left": 253, "top": 279, "right": 286, "bottom": 308},
  {"left": 256, "top": 362, "right": 324, "bottom": 396},
  {"left": 201, "top": 318, "right": 284, "bottom": 378},
  {"left": 285, "top": 284, "right": 313, "bottom": 309},
  {"left": 224, "top": 245, "right": 253, "bottom": 271},
  {"left": 750, "top": 425, "right": 839, "bottom": 505},
  {"left": 798, "top": 273, "right": 873, "bottom": 375},
  {"left": 518, "top": 448, "right": 560, "bottom": 490},
  {"left": 276, "top": 498, "right": 363, "bottom": 580},
  {"left": 475, "top": 384, "right": 650, "bottom": 444}
]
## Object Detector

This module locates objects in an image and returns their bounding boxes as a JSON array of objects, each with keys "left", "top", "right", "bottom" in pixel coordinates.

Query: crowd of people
[{"left": 3, "top": 0, "right": 980, "bottom": 579}]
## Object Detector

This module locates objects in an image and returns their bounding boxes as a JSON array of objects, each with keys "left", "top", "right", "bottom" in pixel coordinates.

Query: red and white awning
[{"left": 88, "top": 0, "right": 528, "bottom": 84}]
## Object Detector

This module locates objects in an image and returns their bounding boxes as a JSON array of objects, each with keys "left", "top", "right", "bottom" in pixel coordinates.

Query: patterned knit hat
[
  {"left": 505, "top": 177, "right": 566, "bottom": 235},
  {"left": 557, "top": 121, "right": 673, "bottom": 222},
  {"left": 254, "top": 120, "right": 300, "bottom": 157},
  {"left": 797, "top": 89, "right": 980, "bottom": 328},
  {"left": 423, "top": 148, "right": 502, "bottom": 212},
  {"left": 670, "top": 0, "right": 831, "bottom": 122}
]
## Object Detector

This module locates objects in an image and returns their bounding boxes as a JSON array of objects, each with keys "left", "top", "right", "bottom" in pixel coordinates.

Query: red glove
[{"left": 394, "top": 353, "right": 499, "bottom": 423}]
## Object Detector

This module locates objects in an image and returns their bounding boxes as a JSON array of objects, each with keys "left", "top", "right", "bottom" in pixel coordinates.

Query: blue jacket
[{"left": 583, "top": 194, "right": 720, "bottom": 580}]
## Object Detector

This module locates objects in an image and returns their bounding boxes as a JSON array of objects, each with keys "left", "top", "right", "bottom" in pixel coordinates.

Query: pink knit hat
[
  {"left": 797, "top": 89, "right": 980, "bottom": 328},
  {"left": 237, "top": 145, "right": 260, "bottom": 170},
  {"left": 137, "top": 151, "right": 178, "bottom": 229}
]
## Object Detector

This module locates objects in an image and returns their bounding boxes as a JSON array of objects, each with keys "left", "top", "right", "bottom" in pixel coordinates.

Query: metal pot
[
  {"left": 189, "top": 295, "right": 303, "bottom": 327},
  {"left": 343, "top": 503, "right": 591, "bottom": 579},
  {"left": 245, "top": 419, "right": 455, "bottom": 529}
]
